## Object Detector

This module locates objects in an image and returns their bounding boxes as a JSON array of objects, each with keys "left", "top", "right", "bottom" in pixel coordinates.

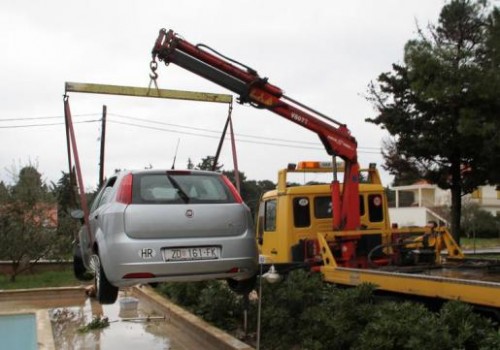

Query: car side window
[
  {"left": 99, "top": 187, "right": 113, "bottom": 205},
  {"left": 90, "top": 177, "right": 117, "bottom": 212}
]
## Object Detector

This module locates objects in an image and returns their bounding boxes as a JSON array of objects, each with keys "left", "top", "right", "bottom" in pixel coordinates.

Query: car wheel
[
  {"left": 73, "top": 244, "right": 93, "bottom": 281},
  {"left": 227, "top": 275, "right": 257, "bottom": 295},
  {"left": 90, "top": 254, "right": 118, "bottom": 304}
]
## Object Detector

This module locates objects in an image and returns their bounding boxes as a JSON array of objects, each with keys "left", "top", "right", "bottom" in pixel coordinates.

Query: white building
[{"left": 389, "top": 181, "right": 500, "bottom": 227}]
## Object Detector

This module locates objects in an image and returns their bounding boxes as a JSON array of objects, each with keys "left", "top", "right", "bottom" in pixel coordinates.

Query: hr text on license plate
[{"left": 164, "top": 247, "right": 221, "bottom": 261}]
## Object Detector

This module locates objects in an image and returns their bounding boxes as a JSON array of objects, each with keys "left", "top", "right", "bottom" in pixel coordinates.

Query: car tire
[
  {"left": 91, "top": 254, "right": 119, "bottom": 304},
  {"left": 73, "top": 244, "right": 93, "bottom": 281},
  {"left": 227, "top": 275, "right": 257, "bottom": 295}
]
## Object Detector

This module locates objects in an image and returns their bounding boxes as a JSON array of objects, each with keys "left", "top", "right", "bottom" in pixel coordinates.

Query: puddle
[
  {"left": 50, "top": 291, "right": 193, "bottom": 350},
  {"left": 425, "top": 267, "right": 500, "bottom": 283}
]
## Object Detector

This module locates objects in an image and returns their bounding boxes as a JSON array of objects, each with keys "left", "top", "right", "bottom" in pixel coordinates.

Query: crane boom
[{"left": 152, "top": 28, "right": 360, "bottom": 230}]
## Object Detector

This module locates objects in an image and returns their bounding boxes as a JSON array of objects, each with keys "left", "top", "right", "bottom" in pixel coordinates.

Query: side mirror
[{"left": 70, "top": 209, "right": 85, "bottom": 224}]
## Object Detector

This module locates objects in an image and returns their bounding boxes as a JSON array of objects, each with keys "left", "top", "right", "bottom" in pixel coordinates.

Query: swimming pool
[{"left": 0, "top": 313, "right": 37, "bottom": 350}]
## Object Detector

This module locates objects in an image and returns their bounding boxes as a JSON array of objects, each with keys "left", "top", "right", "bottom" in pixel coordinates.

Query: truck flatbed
[{"left": 320, "top": 260, "right": 500, "bottom": 308}]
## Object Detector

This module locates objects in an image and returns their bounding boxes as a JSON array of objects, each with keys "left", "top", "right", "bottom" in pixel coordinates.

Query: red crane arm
[{"left": 152, "top": 29, "right": 360, "bottom": 230}]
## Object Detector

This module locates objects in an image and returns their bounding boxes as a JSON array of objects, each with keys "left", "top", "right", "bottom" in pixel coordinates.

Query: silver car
[{"left": 73, "top": 169, "right": 258, "bottom": 304}]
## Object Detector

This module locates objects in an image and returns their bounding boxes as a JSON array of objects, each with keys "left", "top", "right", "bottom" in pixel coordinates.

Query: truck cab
[{"left": 256, "top": 161, "right": 391, "bottom": 270}]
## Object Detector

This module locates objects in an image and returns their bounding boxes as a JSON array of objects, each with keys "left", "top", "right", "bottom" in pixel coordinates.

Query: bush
[
  {"left": 353, "top": 301, "right": 445, "bottom": 350},
  {"left": 300, "top": 283, "right": 376, "bottom": 350},
  {"left": 197, "top": 281, "right": 242, "bottom": 330},
  {"left": 438, "top": 301, "right": 500, "bottom": 349},
  {"left": 155, "top": 271, "right": 500, "bottom": 350},
  {"left": 156, "top": 280, "right": 209, "bottom": 308},
  {"left": 258, "top": 269, "right": 328, "bottom": 349}
]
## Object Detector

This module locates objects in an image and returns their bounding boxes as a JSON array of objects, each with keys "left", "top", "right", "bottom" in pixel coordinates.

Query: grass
[
  {"left": 0, "top": 268, "right": 84, "bottom": 290},
  {"left": 459, "top": 237, "right": 500, "bottom": 250}
]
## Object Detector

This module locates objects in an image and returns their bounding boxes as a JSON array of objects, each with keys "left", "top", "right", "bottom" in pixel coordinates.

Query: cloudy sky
[{"left": 1, "top": 0, "right": 446, "bottom": 190}]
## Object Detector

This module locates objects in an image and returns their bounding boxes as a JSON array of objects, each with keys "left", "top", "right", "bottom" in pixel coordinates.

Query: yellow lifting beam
[{"left": 65, "top": 82, "right": 233, "bottom": 104}]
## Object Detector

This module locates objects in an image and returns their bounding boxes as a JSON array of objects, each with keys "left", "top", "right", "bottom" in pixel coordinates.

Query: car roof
[{"left": 115, "top": 169, "right": 223, "bottom": 177}]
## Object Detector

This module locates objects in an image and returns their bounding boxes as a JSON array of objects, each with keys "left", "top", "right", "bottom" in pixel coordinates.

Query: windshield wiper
[{"left": 167, "top": 175, "right": 189, "bottom": 203}]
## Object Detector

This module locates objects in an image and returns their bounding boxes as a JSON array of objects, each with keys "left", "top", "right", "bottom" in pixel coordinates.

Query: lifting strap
[
  {"left": 64, "top": 96, "right": 93, "bottom": 246},
  {"left": 212, "top": 101, "right": 241, "bottom": 193}
]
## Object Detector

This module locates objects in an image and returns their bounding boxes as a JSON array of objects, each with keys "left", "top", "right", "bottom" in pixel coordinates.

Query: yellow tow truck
[
  {"left": 256, "top": 161, "right": 500, "bottom": 313},
  {"left": 149, "top": 29, "right": 500, "bottom": 314}
]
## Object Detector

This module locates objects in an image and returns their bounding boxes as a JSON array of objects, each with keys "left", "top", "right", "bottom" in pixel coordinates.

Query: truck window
[
  {"left": 264, "top": 199, "right": 277, "bottom": 231},
  {"left": 314, "top": 196, "right": 365, "bottom": 219},
  {"left": 293, "top": 197, "right": 310, "bottom": 227},
  {"left": 368, "top": 194, "right": 383, "bottom": 222},
  {"left": 359, "top": 195, "right": 365, "bottom": 216},
  {"left": 314, "top": 197, "right": 331, "bottom": 219}
]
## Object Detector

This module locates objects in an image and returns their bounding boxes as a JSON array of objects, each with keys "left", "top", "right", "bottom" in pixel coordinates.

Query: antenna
[{"left": 171, "top": 138, "right": 180, "bottom": 169}]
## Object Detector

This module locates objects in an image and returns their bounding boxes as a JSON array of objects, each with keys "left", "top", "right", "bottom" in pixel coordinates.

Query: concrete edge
[
  {"left": 37, "top": 310, "right": 56, "bottom": 350},
  {"left": 132, "top": 285, "right": 254, "bottom": 350},
  {"left": 0, "top": 286, "right": 87, "bottom": 301}
]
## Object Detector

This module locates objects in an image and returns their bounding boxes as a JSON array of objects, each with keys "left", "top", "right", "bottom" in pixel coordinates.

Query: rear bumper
[{"left": 97, "top": 231, "right": 258, "bottom": 287}]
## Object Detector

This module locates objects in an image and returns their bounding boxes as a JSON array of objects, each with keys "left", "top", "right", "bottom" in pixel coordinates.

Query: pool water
[{"left": 0, "top": 313, "right": 37, "bottom": 350}]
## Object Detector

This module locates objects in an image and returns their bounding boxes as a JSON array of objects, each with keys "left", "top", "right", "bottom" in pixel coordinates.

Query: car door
[{"left": 89, "top": 177, "right": 118, "bottom": 239}]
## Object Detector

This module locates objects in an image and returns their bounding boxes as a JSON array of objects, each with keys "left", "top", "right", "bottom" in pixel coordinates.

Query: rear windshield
[{"left": 132, "top": 173, "right": 235, "bottom": 204}]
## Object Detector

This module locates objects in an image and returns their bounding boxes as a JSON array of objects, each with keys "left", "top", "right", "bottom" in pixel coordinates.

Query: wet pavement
[
  {"left": 54, "top": 291, "right": 226, "bottom": 350},
  {"left": 0, "top": 289, "right": 222, "bottom": 350}
]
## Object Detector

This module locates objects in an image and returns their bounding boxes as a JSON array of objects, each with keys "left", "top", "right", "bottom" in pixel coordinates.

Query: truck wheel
[
  {"left": 227, "top": 275, "right": 257, "bottom": 295},
  {"left": 73, "top": 244, "right": 93, "bottom": 281},
  {"left": 91, "top": 254, "right": 118, "bottom": 304}
]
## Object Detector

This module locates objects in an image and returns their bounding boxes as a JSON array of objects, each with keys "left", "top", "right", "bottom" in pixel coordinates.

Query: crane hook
[
  {"left": 149, "top": 59, "right": 158, "bottom": 80},
  {"left": 147, "top": 59, "right": 160, "bottom": 96}
]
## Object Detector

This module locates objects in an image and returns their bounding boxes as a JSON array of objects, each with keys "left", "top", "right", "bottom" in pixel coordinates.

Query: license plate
[{"left": 163, "top": 246, "right": 221, "bottom": 261}]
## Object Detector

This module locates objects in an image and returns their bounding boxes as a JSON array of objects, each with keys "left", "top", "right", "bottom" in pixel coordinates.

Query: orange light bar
[
  {"left": 296, "top": 161, "right": 333, "bottom": 170},
  {"left": 297, "top": 161, "right": 320, "bottom": 169}
]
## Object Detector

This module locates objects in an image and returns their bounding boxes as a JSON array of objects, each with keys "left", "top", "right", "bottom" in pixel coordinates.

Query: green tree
[
  {"left": 196, "top": 156, "right": 223, "bottom": 171},
  {"left": 223, "top": 170, "right": 276, "bottom": 216},
  {"left": 461, "top": 200, "right": 500, "bottom": 238},
  {"left": 0, "top": 181, "right": 8, "bottom": 202},
  {"left": 11, "top": 166, "right": 52, "bottom": 204},
  {"left": 0, "top": 166, "right": 57, "bottom": 281},
  {"left": 50, "top": 171, "right": 79, "bottom": 259},
  {"left": 367, "top": 0, "right": 500, "bottom": 243}
]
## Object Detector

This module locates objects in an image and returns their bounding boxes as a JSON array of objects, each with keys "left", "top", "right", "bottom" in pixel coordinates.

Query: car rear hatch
[{"left": 123, "top": 171, "right": 249, "bottom": 239}]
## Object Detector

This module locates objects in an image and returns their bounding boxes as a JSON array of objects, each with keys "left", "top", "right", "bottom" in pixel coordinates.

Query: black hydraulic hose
[{"left": 196, "top": 43, "right": 258, "bottom": 75}]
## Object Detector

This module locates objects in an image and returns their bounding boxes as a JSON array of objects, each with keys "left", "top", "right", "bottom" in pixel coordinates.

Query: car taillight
[
  {"left": 116, "top": 173, "right": 133, "bottom": 204},
  {"left": 226, "top": 267, "right": 241, "bottom": 273},
  {"left": 222, "top": 175, "right": 243, "bottom": 203}
]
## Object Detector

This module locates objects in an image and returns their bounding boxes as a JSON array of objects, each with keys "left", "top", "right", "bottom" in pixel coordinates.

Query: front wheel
[
  {"left": 73, "top": 244, "right": 93, "bottom": 281},
  {"left": 90, "top": 254, "right": 118, "bottom": 304}
]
